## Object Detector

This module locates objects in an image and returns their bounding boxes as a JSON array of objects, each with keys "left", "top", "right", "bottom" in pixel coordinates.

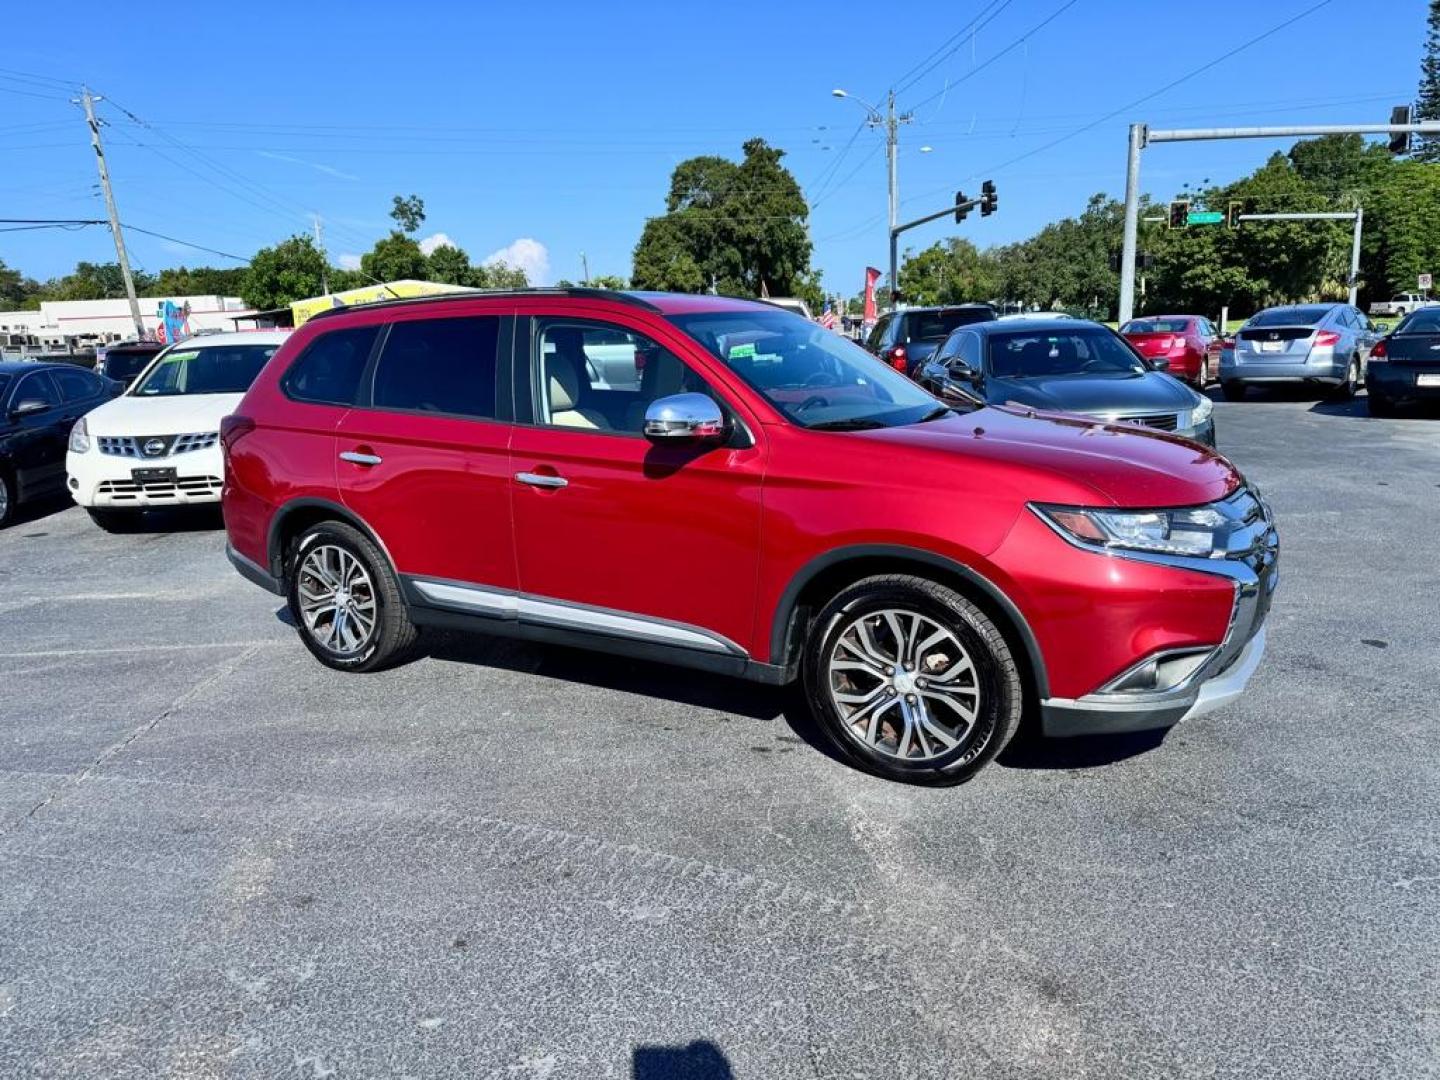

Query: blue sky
[{"left": 0, "top": 0, "right": 1426, "bottom": 296}]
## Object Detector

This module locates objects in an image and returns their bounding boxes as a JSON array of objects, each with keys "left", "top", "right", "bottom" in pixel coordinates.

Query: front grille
[
  {"left": 97, "top": 432, "right": 218, "bottom": 458},
  {"left": 96, "top": 475, "right": 223, "bottom": 502},
  {"left": 1113, "top": 412, "right": 1180, "bottom": 432}
]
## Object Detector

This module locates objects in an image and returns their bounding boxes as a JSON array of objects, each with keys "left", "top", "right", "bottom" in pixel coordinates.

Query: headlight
[
  {"left": 1035, "top": 503, "right": 1229, "bottom": 558},
  {"left": 68, "top": 417, "right": 90, "bottom": 454},
  {"left": 1190, "top": 395, "right": 1213, "bottom": 425}
]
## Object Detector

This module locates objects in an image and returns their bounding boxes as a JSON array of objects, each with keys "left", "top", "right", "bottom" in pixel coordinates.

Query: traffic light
[
  {"left": 954, "top": 191, "right": 970, "bottom": 223},
  {"left": 1227, "top": 200, "right": 1244, "bottom": 229},
  {"left": 1168, "top": 199, "right": 1190, "bottom": 230},
  {"left": 981, "top": 179, "right": 997, "bottom": 217},
  {"left": 1390, "top": 105, "right": 1412, "bottom": 155}
]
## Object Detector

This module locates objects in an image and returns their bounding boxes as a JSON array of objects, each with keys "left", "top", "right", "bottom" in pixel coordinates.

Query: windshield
[
  {"left": 1248, "top": 306, "right": 1330, "bottom": 328},
  {"left": 131, "top": 344, "right": 278, "bottom": 397},
  {"left": 904, "top": 308, "right": 993, "bottom": 341},
  {"left": 1122, "top": 318, "right": 1190, "bottom": 334},
  {"left": 669, "top": 309, "right": 941, "bottom": 430},
  {"left": 988, "top": 329, "right": 1146, "bottom": 379},
  {"left": 1398, "top": 309, "right": 1440, "bottom": 333}
]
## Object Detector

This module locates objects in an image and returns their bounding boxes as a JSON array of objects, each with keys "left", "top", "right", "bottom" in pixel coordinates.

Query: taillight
[
  {"left": 219, "top": 414, "right": 255, "bottom": 458},
  {"left": 1221, "top": 337, "right": 1235, "bottom": 349},
  {"left": 1313, "top": 330, "right": 1341, "bottom": 348},
  {"left": 889, "top": 345, "right": 907, "bottom": 372},
  {"left": 1370, "top": 337, "right": 1388, "bottom": 358}
]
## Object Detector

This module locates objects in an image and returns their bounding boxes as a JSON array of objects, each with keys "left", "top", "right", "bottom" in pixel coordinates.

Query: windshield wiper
[
  {"left": 806, "top": 418, "right": 888, "bottom": 431},
  {"left": 916, "top": 405, "right": 951, "bottom": 422}
]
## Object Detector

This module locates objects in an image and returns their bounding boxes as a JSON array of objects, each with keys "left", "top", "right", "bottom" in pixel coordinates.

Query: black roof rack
[{"left": 304, "top": 286, "right": 662, "bottom": 324}]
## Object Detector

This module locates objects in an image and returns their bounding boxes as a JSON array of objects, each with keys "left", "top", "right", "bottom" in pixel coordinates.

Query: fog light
[{"left": 1105, "top": 649, "right": 1213, "bottom": 693}]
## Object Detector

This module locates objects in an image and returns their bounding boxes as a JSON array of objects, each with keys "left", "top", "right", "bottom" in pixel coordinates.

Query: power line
[
  {"left": 893, "top": 0, "right": 1018, "bottom": 96},
  {"left": 122, "top": 225, "right": 249, "bottom": 262}
]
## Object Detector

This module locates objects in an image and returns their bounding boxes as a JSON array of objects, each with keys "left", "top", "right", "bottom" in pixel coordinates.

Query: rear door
[{"left": 333, "top": 311, "right": 517, "bottom": 591}]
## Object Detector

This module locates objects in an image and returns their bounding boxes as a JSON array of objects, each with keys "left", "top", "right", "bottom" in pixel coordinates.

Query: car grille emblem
[{"left": 143, "top": 438, "right": 168, "bottom": 457}]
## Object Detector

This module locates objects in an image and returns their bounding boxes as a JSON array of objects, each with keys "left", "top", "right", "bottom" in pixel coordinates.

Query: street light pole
[{"left": 834, "top": 88, "right": 912, "bottom": 309}]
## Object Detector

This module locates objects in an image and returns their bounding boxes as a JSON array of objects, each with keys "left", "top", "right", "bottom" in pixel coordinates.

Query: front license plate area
[{"left": 131, "top": 467, "right": 177, "bottom": 484}]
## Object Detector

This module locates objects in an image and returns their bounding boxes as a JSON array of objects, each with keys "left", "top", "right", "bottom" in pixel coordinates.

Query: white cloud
[
  {"left": 484, "top": 238, "right": 549, "bottom": 285},
  {"left": 418, "top": 232, "right": 454, "bottom": 256},
  {"left": 337, "top": 254, "right": 362, "bottom": 271}
]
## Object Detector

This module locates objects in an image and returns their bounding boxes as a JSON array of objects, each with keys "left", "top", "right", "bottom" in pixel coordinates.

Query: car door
[
  {"left": 7, "top": 369, "right": 70, "bottom": 499},
  {"left": 333, "top": 310, "right": 518, "bottom": 592},
  {"left": 507, "top": 311, "right": 765, "bottom": 656}
]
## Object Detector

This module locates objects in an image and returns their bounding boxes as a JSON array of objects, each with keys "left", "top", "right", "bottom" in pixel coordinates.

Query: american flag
[{"left": 819, "top": 302, "right": 837, "bottom": 330}]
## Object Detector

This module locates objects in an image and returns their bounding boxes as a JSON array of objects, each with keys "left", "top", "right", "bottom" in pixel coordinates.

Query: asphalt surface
[{"left": 1, "top": 389, "right": 1437, "bottom": 1079}]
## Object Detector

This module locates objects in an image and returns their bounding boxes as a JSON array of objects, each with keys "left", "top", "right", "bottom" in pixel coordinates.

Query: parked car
[
  {"left": 918, "top": 318, "right": 1216, "bottom": 445},
  {"left": 220, "top": 289, "right": 1276, "bottom": 786},
  {"left": 0, "top": 361, "right": 121, "bottom": 527},
  {"left": 95, "top": 340, "right": 165, "bottom": 388},
  {"left": 1220, "top": 303, "right": 1383, "bottom": 401},
  {"left": 66, "top": 331, "right": 289, "bottom": 530},
  {"left": 996, "top": 311, "right": 1074, "bottom": 322},
  {"left": 1368, "top": 293, "right": 1436, "bottom": 318},
  {"left": 1120, "top": 315, "right": 1223, "bottom": 388},
  {"left": 865, "top": 304, "right": 996, "bottom": 377},
  {"left": 1366, "top": 306, "right": 1440, "bottom": 417}
]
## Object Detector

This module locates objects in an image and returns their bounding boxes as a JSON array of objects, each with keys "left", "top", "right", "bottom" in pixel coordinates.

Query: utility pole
[
  {"left": 1348, "top": 204, "right": 1363, "bottom": 308},
  {"left": 580, "top": 251, "right": 590, "bottom": 286},
  {"left": 313, "top": 214, "right": 329, "bottom": 295},
  {"left": 78, "top": 86, "right": 144, "bottom": 339},
  {"left": 833, "top": 88, "right": 912, "bottom": 309}
]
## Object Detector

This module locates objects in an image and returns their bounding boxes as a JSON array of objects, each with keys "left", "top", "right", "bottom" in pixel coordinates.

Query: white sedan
[{"left": 66, "top": 330, "right": 289, "bottom": 529}]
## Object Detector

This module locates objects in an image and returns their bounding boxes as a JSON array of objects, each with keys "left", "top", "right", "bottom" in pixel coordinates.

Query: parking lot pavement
[{"left": 1, "top": 394, "right": 1436, "bottom": 1079}]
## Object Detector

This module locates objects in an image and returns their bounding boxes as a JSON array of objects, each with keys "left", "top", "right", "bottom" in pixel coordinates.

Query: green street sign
[{"left": 1187, "top": 210, "right": 1224, "bottom": 226}]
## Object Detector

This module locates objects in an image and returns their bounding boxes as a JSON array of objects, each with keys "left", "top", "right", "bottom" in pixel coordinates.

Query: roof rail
[{"left": 303, "top": 286, "right": 661, "bottom": 324}]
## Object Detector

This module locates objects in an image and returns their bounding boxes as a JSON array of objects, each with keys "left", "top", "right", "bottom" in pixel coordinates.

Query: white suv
[{"left": 66, "top": 330, "right": 288, "bottom": 529}]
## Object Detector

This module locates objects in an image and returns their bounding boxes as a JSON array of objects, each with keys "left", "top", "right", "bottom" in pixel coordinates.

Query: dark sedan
[
  {"left": 918, "top": 318, "right": 1215, "bottom": 444},
  {"left": 0, "top": 361, "right": 121, "bottom": 527},
  {"left": 1367, "top": 306, "right": 1440, "bottom": 416}
]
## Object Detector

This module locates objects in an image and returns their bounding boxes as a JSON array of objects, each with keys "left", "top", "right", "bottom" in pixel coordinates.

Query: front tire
[
  {"left": 803, "top": 575, "right": 1023, "bottom": 785},
  {"left": 286, "top": 520, "right": 419, "bottom": 672}
]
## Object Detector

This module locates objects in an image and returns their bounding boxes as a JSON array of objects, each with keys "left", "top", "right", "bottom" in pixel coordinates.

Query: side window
[
  {"left": 955, "top": 331, "right": 982, "bottom": 369},
  {"left": 534, "top": 320, "right": 712, "bottom": 436},
  {"left": 14, "top": 371, "right": 60, "bottom": 409},
  {"left": 370, "top": 316, "right": 499, "bottom": 419},
  {"left": 934, "top": 332, "right": 961, "bottom": 362},
  {"left": 865, "top": 315, "right": 891, "bottom": 353},
  {"left": 283, "top": 325, "right": 380, "bottom": 406},
  {"left": 52, "top": 368, "right": 101, "bottom": 402}
]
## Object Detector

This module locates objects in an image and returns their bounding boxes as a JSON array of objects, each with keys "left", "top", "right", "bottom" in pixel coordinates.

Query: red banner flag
[{"left": 862, "top": 267, "right": 881, "bottom": 322}]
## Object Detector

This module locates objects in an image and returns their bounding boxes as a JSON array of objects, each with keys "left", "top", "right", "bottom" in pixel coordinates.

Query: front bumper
[
  {"left": 67, "top": 445, "right": 224, "bottom": 508},
  {"left": 1039, "top": 489, "right": 1279, "bottom": 737}
]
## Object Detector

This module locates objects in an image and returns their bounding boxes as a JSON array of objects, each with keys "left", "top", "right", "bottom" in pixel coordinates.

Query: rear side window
[
  {"left": 865, "top": 315, "right": 892, "bottom": 352},
  {"left": 52, "top": 368, "right": 101, "bottom": 402},
  {"left": 371, "top": 316, "right": 499, "bottom": 419},
  {"left": 284, "top": 326, "right": 380, "bottom": 406}
]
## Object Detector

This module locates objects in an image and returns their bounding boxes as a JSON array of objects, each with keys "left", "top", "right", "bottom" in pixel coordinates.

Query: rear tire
[
  {"left": 1195, "top": 356, "right": 1210, "bottom": 388},
  {"left": 286, "top": 520, "right": 419, "bottom": 673},
  {"left": 1221, "top": 381, "right": 1247, "bottom": 401},
  {"left": 1328, "top": 358, "right": 1359, "bottom": 401},
  {"left": 802, "top": 574, "right": 1023, "bottom": 785},
  {"left": 0, "top": 470, "right": 14, "bottom": 529}
]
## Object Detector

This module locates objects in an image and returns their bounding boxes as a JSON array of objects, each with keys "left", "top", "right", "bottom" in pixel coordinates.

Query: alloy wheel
[
  {"left": 296, "top": 544, "right": 378, "bottom": 655},
  {"left": 826, "top": 608, "right": 981, "bottom": 763},
  {"left": 0, "top": 477, "right": 9, "bottom": 525}
]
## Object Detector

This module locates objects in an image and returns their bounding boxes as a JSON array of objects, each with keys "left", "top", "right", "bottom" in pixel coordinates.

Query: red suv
[{"left": 221, "top": 289, "right": 1277, "bottom": 784}]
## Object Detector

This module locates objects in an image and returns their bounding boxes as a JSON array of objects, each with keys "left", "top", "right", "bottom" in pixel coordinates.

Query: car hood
[
  {"left": 83, "top": 392, "right": 243, "bottom": 436},
  {"left": 855, "top": 405, "right": 1238, "bottom": 508},
  {"left": 982, "top": 371, "right": 1197, "bottom": 416}
]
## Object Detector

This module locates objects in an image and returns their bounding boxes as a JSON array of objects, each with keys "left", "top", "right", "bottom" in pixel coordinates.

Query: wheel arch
[
  {"left": 770, "top": 545, "right": 1049, "bottom": 700},
  {"left": 266, "top": 498, "right": 400, "bottom": 585}
]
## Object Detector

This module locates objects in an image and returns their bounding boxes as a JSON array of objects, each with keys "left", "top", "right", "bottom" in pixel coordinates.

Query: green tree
[
  {"left": 470, "top": 261, "right": 528, "bottom": 289},
  {"left": 153, "top": 265, "right": 248, "bottom": 297},
  {"left": 899, "top": 237, "right": 1001, "bottom": 306},
  {"left": 0, "top": 258, "right": 42, "bottom": 309},
  {"left": 424, "top": 243, "right": 472, "bottom": 286},
  {"left": 362, "top": 232, "right": 428, "bottom": 283},
  {"left": 1369, "top": 160, "right": 1440, "bottom": 294},
  {"left": 1416, "top": 0, "right": 1440, "bottom": 163},
  {"left": 41, "top": 262, "right": 155, "bottom": 302},
  {"left": 242, "top": 235, "right": 328, "bottom": 309},
  {"left": 588, "top": 273, "right": 630, "bottom": 289},
  {"left": 390, "top": 194, "right": 426, "bottom": 234},
  {"left": 631, "top": 138, "right": 812, "bottom": 296}
]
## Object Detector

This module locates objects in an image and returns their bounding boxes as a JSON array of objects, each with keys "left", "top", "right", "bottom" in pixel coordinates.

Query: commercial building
[{"left": 0, "top": 295, "right": 254, "bottom": 355}]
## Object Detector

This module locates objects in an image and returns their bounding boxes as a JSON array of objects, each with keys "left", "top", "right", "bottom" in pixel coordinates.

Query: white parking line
[{"left": 0, "top": 641, "right": 283, "bottom": 660}]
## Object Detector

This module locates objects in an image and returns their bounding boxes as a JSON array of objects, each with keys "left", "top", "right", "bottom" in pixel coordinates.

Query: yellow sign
[{"left": 289, "top": 280, "right": 472, "bottom": 326}]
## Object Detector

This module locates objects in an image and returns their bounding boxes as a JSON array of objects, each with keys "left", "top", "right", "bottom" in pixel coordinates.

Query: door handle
[
  {"left": 339, "top": 451, "right": 383, "bottom": 467},
  {"left": 515, "top": 471, "right": 568, "bottom": 489}
]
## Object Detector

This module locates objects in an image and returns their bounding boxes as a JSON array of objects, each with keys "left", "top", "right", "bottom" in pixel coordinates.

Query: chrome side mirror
[
  {"left": 10, "top": 399, "right": 50, "bottom": 418},
  {"left": 643, "top": 392, "right": 726, "bottom": 443}
]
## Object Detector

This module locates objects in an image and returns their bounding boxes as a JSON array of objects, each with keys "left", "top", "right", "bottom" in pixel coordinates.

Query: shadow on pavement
[
  {"left": 633, "top": 1040, "right": 734, "bottom": 1079},
  {"left": 90, "top": 505, "right": 226, "bottom": 533},
  {"left": 998, "top": 725, "right": 1169, "bottom": 771},
  {"left": 2, "top": 493, "right": 75, "bottom": 532}
]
